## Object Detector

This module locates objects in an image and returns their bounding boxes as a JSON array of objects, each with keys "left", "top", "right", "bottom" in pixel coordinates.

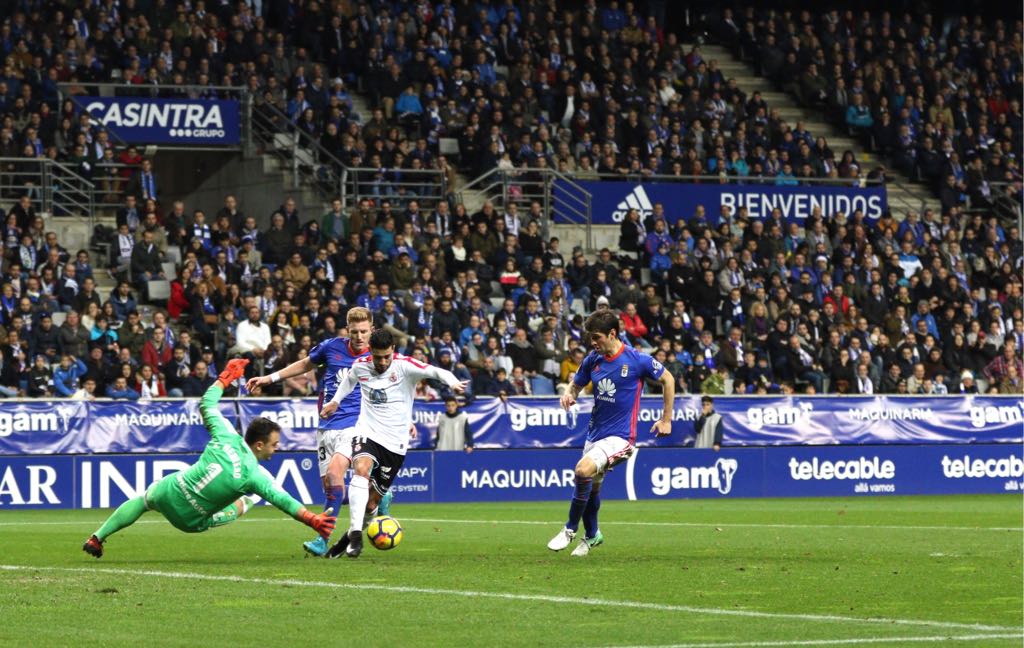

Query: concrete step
[
  {"left": 758, "top": 91, "right": 791, "bottom": 104},
  {"left": 349, "top": 92, "right": 372, "bottom": 123},
  {"left": 550, "top": 223, "right": 592, "bottom": 253},
  {"left": 457, "top": 176, "right": 490, "bottom": 214}
]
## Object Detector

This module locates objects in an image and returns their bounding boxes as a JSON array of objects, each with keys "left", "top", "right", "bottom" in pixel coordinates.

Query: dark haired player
[
  {"left": 548, "top": 310, "right": 675, "bottom": 556},
  {"left": 319, "top": 330, "right": 467, "bottom": 558},
  {"left": 246, "top": 306, "right": 376, "bottom": 557},
  {"left": 83, "top": 359, "right": 336, "bottom": 557}
]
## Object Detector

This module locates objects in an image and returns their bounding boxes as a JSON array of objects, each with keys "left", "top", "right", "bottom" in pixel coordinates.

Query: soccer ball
[{"left": 366, "top": 515, "right": 403, "bottom": 550}]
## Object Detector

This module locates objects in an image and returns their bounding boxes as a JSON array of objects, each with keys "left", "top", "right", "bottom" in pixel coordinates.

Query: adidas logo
[{"left": 611, "top": 185, "right": 653, "bottom": 223}]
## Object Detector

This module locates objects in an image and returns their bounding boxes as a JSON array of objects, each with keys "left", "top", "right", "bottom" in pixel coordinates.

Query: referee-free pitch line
[
  {"left": 0, "top": 564, "right": 1020, "bottom": 635},
  {"left": 0, "top": 517, "right": 1019, "bottom": 532},
  {"left": 602, "top": 634, "right": 1024, "bottom": 648}
]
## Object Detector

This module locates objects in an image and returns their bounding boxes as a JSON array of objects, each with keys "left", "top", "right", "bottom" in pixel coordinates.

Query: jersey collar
[{"left": 603, "top": 341, "right": 626, "bottom": 361}]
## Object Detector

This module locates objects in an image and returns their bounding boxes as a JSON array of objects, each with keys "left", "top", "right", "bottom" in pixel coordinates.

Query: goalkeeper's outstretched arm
[
  {"left": 199, "top": 359, "right": 251, "bottom": 439},
  {"left": 248, "top": 471, "right": 336, "bottom": 539}
]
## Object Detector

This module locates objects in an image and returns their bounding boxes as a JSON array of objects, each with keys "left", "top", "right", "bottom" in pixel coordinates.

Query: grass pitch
[{"left": 1, "top": 496, "right": 1021, "bottom": 647}]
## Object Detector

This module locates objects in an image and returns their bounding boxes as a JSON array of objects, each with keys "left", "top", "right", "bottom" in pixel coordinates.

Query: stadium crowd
[
  {"left": 0, "top": 2, "right": 1020, "bottom": 400},
  {"left": 2, "top": 0, "right": 980, "bottom": 194},
  {"left": 1, "top": 183, "right": 1022, "bottom": 400},
  {"left": 716, "top": 7, "right": 1022, "bottom": 210}
]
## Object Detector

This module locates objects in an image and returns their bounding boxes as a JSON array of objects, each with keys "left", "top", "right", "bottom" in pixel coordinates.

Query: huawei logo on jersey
[{"left": 596, "top": 378, "right": 617, "bottom": 402}]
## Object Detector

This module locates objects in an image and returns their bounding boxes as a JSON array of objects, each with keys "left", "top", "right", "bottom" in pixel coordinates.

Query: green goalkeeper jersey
[{"left": 168, "top": 383, "right": 303, "bottom": 521}]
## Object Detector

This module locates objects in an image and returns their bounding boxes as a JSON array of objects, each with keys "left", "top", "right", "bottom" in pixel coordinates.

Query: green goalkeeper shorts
[{"left": 144, "top": 473, "right": 214, "bottom": 533}]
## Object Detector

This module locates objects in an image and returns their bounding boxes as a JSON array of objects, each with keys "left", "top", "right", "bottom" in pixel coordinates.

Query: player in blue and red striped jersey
[
  {"left": 246, "top": 306, "right": 379, "bottom": 557},
  {"left": 548, "top": 309, "right": 676, "bottom": 556}
]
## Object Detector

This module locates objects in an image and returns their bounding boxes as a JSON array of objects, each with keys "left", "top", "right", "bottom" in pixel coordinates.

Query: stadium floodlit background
[{"left": 0, "top": 1, "right": 1021, "bottom": 646}]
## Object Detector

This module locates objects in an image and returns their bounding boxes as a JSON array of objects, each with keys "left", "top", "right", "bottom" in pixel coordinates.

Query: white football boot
[
  {"left": 571, "top": 531, "right": 604, "bottom": 557},
  {"left": 547, "top": 527, "right": 575, "bottom": 551}
]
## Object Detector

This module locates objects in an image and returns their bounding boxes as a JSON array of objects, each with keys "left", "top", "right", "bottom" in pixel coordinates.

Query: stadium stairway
[{"left": 699, "top": 44, "right": 942, "bottom": 218}]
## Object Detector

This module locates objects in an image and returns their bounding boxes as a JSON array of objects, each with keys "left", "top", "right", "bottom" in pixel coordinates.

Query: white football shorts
[
  {"left": 583, "top": 436, "right": 634, "bottom": 474},
  {"left": 316, "top": 426, "right": 357, "bottom": 476}
]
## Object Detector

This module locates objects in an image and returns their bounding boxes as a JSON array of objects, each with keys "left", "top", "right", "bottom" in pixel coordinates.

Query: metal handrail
[
  {"left": 456, "top": 167, "right": 594, "bottom": 250},
  {"left": 339, "top": 166, "right": 448, "bottom": 209},
  {"left": 251, "top": 101, "right": 347, "bottom": 201},
  {"left": 58, "top": 81, "right": 248, "bottom": 99},
  {"left": 47, "top": 159, "right": 95, "bottom": 227},
  {"left": 973, "top": 181, "right": 1023, "bottom": 222},
  {"left": 0, "top": 157, "right": 95, "bottom": 228},
  {"left": 591, "top": 171, "right": 886, "bottom": 187}
]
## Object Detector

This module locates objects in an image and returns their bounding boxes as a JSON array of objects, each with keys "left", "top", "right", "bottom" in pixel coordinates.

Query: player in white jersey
[{"left": 319, "top": 329, "right": 466, "bottom": 557}]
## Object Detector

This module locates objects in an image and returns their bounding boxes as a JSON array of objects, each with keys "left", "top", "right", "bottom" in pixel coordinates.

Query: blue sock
[
  {"left": 323, "top": 485, "right": 344, "bottom": 515},
  {"left": 583, "top": 490, "right": 601, "bottom": 539},
  {"left": 565, "top": 475, "right": 593, "bottom": 532}
]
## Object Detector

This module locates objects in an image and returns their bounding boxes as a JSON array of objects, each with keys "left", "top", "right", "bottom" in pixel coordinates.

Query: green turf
[{"left": 1, "top": 496, "right": 1021, "bottom": 647}]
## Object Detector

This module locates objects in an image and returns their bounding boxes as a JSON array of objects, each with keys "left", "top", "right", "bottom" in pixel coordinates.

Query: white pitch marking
[
  {"left": 0, "top": 517, "right": 1018, "bottom": 533},
  {"left": 603, "top": 634, "right": 1024, "bottom": 648},
  {"left": 399, "top": 517, "right": 1024, "bottom": 534},
  {"left": 0, "top": 565, "right": 1019, "bottom": 634}
]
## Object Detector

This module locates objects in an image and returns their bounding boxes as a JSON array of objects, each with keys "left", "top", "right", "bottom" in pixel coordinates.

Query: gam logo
[
  {"left": 968, "top": 403, "right": 1023, "bottom": 429},
  {"left": 0, "top": 409, "right": 73, "bottom": 437},
  {"left": 508, "top": 407, "right": 568, "bottom": 432},
  {"left": 746, "top": 402, "right": 814, "bottom": 431},
  {"left": 651, "top": 458, "right": 739, "bottom": 495}
]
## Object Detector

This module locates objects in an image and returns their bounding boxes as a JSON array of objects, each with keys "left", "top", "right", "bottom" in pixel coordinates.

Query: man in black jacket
[
  {"left": 785, "top": 335, "right": 826, "bottom": 393},
  {"left": 182, "top": 360, "right": 216, "bottom": 397},
  {"left": 116, "top": 194, "right": 142, "bottom": 234},
  {"left": 58, "top": 310, "right": 91, "bottom": 358},
  {"left": 472, "top": 357, "right": 501, "bottom": 397},
  {"left": 164, "top": 346, "right": 192, "bottom": 397},
  {"left": 668, "top": 251, "right": 696, "bottom": 302},
  {"left": 861, "top": 282, "right": 889, "bottom": 327},
  {"left": 433, "top": 298, "right": 462, "bottom": 341},
  {"left": 30, "top": 314, "right": 61, "bottom": 360},
  {"left": 130, "top": 229, "right": 164, "bottom": 291},
  {"left": 507, "top": 328, "right": 538, "bottom": 376}
]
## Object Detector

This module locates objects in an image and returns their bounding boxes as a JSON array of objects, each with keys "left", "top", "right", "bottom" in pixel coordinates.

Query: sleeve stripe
[{"left": 400, "top": 355, "right": 428, "bottom": 369}]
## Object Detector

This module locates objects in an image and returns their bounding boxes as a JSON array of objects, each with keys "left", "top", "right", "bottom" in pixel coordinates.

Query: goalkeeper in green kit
[{"left": 82, "top": 359, "right": 336, "bottom": 558}]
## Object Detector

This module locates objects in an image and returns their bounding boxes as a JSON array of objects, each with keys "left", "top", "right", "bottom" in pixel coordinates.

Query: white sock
[
  {"left": 363, "top": 506, "right": 379, "bottom": 530},
  {"left": 348, "top": 475, "right": 369, "bottom": 533}
]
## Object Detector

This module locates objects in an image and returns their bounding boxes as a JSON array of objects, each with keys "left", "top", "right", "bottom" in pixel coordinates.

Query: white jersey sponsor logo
[{"left": 596, "top": 378, "right": 617, "bottom": 402}]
